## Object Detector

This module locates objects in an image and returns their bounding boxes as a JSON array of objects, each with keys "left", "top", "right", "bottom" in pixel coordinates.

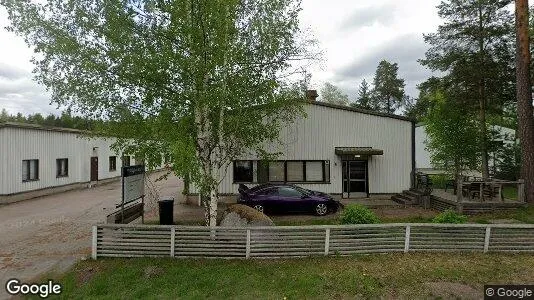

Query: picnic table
[{"left": 461, "top": 181, "right": 503, "bottom": 202}]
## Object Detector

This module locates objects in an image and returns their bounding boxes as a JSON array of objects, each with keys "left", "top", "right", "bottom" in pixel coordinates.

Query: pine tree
[
  {"left": 371, "top": 60, "right": 405, "bottom": 114},
  {"left": 420, "top": 0, "right": 515, "bottom": 179},
  {"left": 351, "top": 79, "right": 374, "bottom": 110}
]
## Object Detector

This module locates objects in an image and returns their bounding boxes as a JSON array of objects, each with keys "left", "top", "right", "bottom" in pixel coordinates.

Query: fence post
[
  {"left": 484, "top": 226, "right": 491, "bottom": 253},
  {"left": 246, "top": 229, "right": 251, "bottom": 259},
  {"left": 518, "top": 179, "right": 525, "bottom": 203},
  {"left": 91, "top": 225, "right": 98, "bottom": 260},
  {"left": 324, "top": 228, "right": 330, "bottom": 256},
  {"left": 404, "top": 225, "right": 411, "bottom": 253},
  {"left": 170, "top": 227, "right": 175, "bottom": 257}
]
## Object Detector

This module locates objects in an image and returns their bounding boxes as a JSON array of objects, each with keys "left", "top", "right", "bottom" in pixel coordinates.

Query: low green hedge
[{"left": 340, "top": 204, "right": 381, "bottom": 224}]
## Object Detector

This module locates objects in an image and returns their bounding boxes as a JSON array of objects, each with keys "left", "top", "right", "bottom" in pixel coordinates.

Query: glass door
[{"left": 342, "top": 161, "right": 367, "bottom": 197}]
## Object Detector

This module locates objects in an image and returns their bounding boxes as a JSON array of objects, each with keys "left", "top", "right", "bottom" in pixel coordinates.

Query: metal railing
[{"left": 92, "top": 223, "right": 534, "bottom": 259}]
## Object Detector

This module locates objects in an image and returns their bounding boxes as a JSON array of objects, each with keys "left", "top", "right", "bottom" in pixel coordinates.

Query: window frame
[
  {"left": 276, "top": 186, "right": 304, "bottom": 197},
  {"left": 266, "top": 160, "right": 330, "bottom": 184},
  {"left": 22, "top": 159, "right": 39, "bottom": 182},
  {"left": 109, "top": 156, "right": 117, "bottom": 172},
  {"left": 56, "top": 158, "right": 69, "bottom": 178},
  {"left": 232, "top": 160, "right": 254, "bottom": 183},
  {"left": 122, "top": 156, "right": 131, "bottom": 167}
]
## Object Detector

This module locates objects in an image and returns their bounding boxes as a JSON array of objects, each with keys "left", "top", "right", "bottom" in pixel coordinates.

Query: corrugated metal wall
[
  {"left": 0, "top": 127, "right": 125, "bottom": 195},
  {"left": 192, "top": 103, "right": 413, "bottom": 195}
]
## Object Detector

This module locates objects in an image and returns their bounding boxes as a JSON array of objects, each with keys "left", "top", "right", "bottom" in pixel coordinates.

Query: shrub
[
  {"left": 340, "top": 204, "right": 380, "bottom": 224},
  {"left": 431, "top": 210, "right": 468, "bottom": 224}
]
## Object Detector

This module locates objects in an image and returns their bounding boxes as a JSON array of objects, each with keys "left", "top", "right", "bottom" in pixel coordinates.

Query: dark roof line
[
  {"left": 305, "top": 100, "right": 415, "bottom": 122},
  {"left": 0, "top": 121, "right": 89, "bottom": 134}
]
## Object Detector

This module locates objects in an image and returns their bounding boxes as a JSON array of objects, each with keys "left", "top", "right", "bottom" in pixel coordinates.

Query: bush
[
  {"left": 340, "top": 204, "right": 380, "bottom": 224},
  {"left": 431, "top": 210, "right": 468, "bottom": 224}
]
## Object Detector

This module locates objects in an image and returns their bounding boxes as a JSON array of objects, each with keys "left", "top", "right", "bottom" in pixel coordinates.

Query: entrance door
[
  {"left": 90, "top": 157, "right": 98, "bottom": 181},
  {"left": 342, "top": 161, "right": 368, "bottom": 197}
]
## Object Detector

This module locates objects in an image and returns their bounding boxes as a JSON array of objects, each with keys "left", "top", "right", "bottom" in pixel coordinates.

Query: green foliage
[
  {"left": 320, "top": 82, "right": 349, "bottom": 106},
  {"left": 340, "top": 204, "right": 381, "bottom": 224},
  {"left": 495, "top": 142, "right": 521, "bottom": 181},
  {"left": 2, "top": 0, "right": 318, "bottom": 225},
  {"left": 371, "top": 60, "right": 405, "bottom": 114},
  {"left": 420, "top": 0, "right": 516, "bottom": 178},
  {"left": 424, "top": 90, "right": 480, "bottom": 177},
  {"left": 405, "top": 77, "right": 441, "bottom": 121},
  {"left": 351, "top": 79, "right": 374, "bottom": 110},
  {"left": 428, "top": 174, "right": 450, "bottom": 189},
  {"left": 0, "top": 108, "right": 102, "bottom": 130},
  {"left": 432, "top": 210, "right": 468, "bottom": 224}
]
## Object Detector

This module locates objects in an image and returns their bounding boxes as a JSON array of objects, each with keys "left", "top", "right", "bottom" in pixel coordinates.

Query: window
[
  {"left": 56, "top": 158, "right": 68, "bottom": 177},
  {"left": 268, "top": 161, "right": 285, "bottom": 182},
  {"left": 22, "top": 159, "right": 39, "bottom": 181},
  {"left": 286, "top": 161, "right": 304, "bottom": 181},
  {"left": 276, "top": 187, "right": 302, "bottom": 197},
  {"left": 109, "top": 156, "right": 117, "bottom": 172},
  {"left": 233, "top": 161, "right": 253, "bottom": 182},
  {"left": 306, "top": 161, "right": 324, "bottom": 182},
  {"left": 265, "top": 160, "right": 330, "bottom": 183},
  {"left": 122, "top": 156, "right": 130, "bottom": 167}
]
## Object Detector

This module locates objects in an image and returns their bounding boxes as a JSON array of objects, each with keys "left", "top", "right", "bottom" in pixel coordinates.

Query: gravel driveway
[{"left": 0, "top": 172, "right": 182, "bottom": 300}]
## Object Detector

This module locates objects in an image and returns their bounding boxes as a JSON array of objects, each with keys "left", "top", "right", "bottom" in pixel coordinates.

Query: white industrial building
[
  {"left": 190, "top": 97, "right": 416, "bottom": 199},
  {"left": 0, "top": 122, "right": 139, "bottom": 204}
]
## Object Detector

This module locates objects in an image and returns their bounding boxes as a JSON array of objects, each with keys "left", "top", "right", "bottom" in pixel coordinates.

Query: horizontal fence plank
[{"left": 93, "top": 223, "right": 534, "bottom": 259}]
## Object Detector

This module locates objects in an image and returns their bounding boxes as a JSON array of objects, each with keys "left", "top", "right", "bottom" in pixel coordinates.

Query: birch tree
[{"left": 2, "top": 0, "right": 318, "bottom": 226}]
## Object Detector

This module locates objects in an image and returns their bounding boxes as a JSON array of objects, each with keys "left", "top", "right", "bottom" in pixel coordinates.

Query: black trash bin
[{"left": 158, "top": 198, "right": 174, "bottom": 225}]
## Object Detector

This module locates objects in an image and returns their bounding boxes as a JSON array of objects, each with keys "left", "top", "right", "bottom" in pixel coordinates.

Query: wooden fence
[{"left": 92, "top": 223, "right": 534, "bottom": 259}]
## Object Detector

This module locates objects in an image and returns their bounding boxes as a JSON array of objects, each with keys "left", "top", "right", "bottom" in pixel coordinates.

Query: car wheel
[
  {"left": 315, "top": 203, "right": 328, "bottom": 216},
  {"left": 253, "top": 204, "right": 264, "bottom": 213}
]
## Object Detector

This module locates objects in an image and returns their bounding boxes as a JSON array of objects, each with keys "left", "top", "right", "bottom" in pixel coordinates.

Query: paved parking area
[{"left": 0, "top": 172, "right": 182, "bottom": 300}]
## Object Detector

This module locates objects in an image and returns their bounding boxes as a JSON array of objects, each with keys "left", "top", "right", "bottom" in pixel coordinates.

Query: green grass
[
  {"left": 36, "top": 253, "right": 534, "bottom": 299},
  {"left": 502, "top": 186, "right": 518, "bottom": 200}
]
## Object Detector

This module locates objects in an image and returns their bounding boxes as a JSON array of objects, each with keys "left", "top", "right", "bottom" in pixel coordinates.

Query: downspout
[{"left": 411, "top": 121, "right": 416, "bottom": 189}]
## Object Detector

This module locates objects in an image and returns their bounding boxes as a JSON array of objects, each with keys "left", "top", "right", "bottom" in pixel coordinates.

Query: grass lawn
[{"left": 38, "top": 253, "right": 534, "bottom": 299}]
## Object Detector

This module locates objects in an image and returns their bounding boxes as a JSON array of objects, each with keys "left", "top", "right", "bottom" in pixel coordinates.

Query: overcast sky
[{"left": 0, "top": 0, "right": 442, "bottom": 115}]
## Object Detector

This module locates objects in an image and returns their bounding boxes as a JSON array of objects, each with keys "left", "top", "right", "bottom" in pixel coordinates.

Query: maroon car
[{"left": 237, "top": 184, "right": 342, "bottom": 216}]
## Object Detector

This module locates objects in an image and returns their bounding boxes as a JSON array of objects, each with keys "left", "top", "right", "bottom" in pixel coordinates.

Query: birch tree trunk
[{"left": 515, "top": 0, "right": 534, "bottom": 203}]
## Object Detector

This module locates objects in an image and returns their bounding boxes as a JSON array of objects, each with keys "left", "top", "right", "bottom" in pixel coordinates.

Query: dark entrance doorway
[
  {"left": 342, "top": 160, "right": 368, "bottom": 198},
  {"left": 90, "top": 157, "right": 98, "bottom": 181}
]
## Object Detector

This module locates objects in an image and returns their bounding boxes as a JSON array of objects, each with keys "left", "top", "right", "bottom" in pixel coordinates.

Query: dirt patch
[
  {"left": 76, "top": 265, "right": 101, "bottom": 287},
  {"left": 144, "top": 266, "right": 164, "bottom": 278},
  {"left": 423, "top": 281, "right": 480, "bottom": 299},
  {"left": 372, "top": 207, "right": 438, "bottom": 219}
]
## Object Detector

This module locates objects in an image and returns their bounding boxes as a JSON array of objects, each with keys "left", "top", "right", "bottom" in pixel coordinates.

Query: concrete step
[
  {"left": 391, "top": 194, "right": 414, "bottom": 206},
  {"left": 403, "top": 190, "right": 423, "bottom": 198},
  {"left": 397, "top": 193, "right": 416, "bottom": 202}
]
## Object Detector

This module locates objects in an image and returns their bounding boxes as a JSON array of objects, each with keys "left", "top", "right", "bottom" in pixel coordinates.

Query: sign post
[{"left": 113, "top": 165, "right": 146, "bottom": 224}]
